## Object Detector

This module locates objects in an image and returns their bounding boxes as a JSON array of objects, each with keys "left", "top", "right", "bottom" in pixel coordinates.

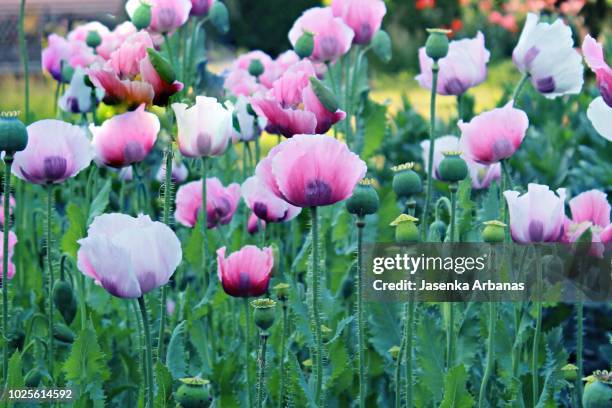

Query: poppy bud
[
  {"left": 309, "top": 77, "right": 339, "bottom": 112},
  {"left": 482, "top": 220, "right": 506, "bottom": 243},
  {"left": 147, "top": 48, "right": 176, "bottom": 83},
  {"left": 295, "top": 31, "right": 315, "bottom": 59},
  {"left": 429, "top": 219, "right": 447, "bottom": 241},
  {"left": 582, "top": 371, "right": 612, "bottom": 408},
  {"left": 0, "top": 112, "right": 28, "bottom": 154},
  {"left": 53, "top": 280, "right": 77, "bottom": 325},
  {"left": 372, "top": 30, "right": 392, "bottom": 63},
  {"left": 248, "top": 59, "right": 264, "bottom": 78},
  {"left": 340, "top": 274, "right": 354, "bottom": 300},
  {"left": 53, "top": 323, "right": 76, "bottom": 344},
  {"left": 86, "top": 30, "right": 102, "bottom": 49},
  {"left": 346, "top": 179, "right": 379, "bottom": 217},
  {"left": 251, "top": 298, "right": 277, "bottom": 332},
  {"left": 132, "top": 3, "right": 152, "bottom": 30},
  {"left": 391, "top": 163, "right": 422, "bottom": 198},
  {"left": 390, "top": 214, "right": 419, "bottom": 243},
  {"left": 425, "top": 28, "right": 451, "bottom": 61},
  {"left": 61, "top": 64, "right": 75, "bottom": 83},
  {"left": 438, "top": 151, "right": 468, "bottom": 183},
  {"left": 210, "top": 2, "right": 229, "bottom": 34},
  {"left": 24, "top": 367, "right": 44, "bottom": 387},
  {"left": 176, "top": 378, "right": 212, "bottom": 408}
]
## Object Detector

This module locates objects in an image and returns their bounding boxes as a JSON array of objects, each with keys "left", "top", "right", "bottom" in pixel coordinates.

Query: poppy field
[{"left": 0, "top": 0, "right": 611, "bottom": 407}]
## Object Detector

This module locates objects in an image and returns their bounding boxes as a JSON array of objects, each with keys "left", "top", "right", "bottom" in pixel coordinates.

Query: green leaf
[
  {"left": 154, "top": 361, "right": 174, "bottom": 408},
  {"left": 360, "top": 100, "right": 387, "bottom": 160},
  {"left": 87, "top": 179, "right": 111, "bottom": 225},
  {"left": 185, "top": 219, "right": 203, "bottom": 268},
  {"left": 61, "top": 203, "right": 87, "bottom": 258},
  {"left": 6, "top": 350, "right": 24, "bottom": 390},
  {"left": 166, "top": 320, "right": 187, "bottom": 379},
  {"left": 439, "top": 365, "right": 475, "bottom": 408}
]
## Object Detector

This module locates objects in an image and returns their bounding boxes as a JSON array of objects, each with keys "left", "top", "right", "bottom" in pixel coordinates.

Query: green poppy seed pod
[
  {"left": 86, "top": 30, "right": 102, "bottom": 49},
  {"left": 346, "top": 180, "right": 379, "bottom": 217},
  {"left": 372, "top": 30, "right": 392, "bottom": 63},
  {"left": 251, "top": 298, "right": 277, "bottom": 332},
  {"left": 53, "top": 323, "right": 76, "bottom": 344},
  {"left": 132, "top": 3, "right": 152, "bottom": 30},
  {"left": 438, "top": 151, "right": 468, "bottom": 183},
  {"left": 391, "top": 163, "right": 422, "bottom": 198},
  {"left": 482, "top": 220, "right": 506, "bottom": 243},
  {"left": 561, "top": 364, "right": 578, "bottom": 382},
  {"left": 388, "top": 345, "right": 401, "bottom": 360},
  {"left": 582, "top": 377, "right": 612, "bottom": 408},
  {"left": 295, "top": 31, "right": 315, "bottom": 59},
  {"left": 248, "top": 59, "right": 264, "bottom": 78},
  {"left": 273, "top": 282, "right": 290, "bottom": 302},
  {"left": 0, "top": 113, "right": 28, "bottom": 154},
  {"left": 53, "top": 280, "right": 77, "bottom": 325},
  {"left": 425, "top": 28, "right": 451, "bottom": 61},
  {"left": 210, "top": 2, "right": 230, "bottom": 34},
  {"left": 146, "top": 48, "right": 176, "bottom": 83},
  {"left": 309, "top": 77, "right": 339, "bottom": 112},
  {"left": 176, "top": 378, "right": 212, "bottom": 408},
  {"left": 390, "top": 214, "right": 419, "bottom": 243},
  {"left": 24, "top": 367, "right": 44, "bottom": 387}
]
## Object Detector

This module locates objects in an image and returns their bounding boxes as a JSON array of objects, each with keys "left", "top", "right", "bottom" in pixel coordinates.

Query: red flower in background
[{"left": 415, "top": 0, "right": 435, "bottom": 11}]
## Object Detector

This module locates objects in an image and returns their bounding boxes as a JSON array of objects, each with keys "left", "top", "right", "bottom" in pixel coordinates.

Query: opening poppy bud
[
  {"left": 53, "top": 323, "right": 76, "bottom": 344},
  {"left": 251, "top": 298, "right": 277, "bottom": 332},
  {"left": 61, "top": 64, "right": 75, "bottom": 83},
  {"left": 561, "top": 363, "right": 578, "bottom": 382},
  {"left": 0, "top": 112, "right": 28, "bottom": 154},
  {"left": 388, "top": 345, "right": 401, "bottom": 360},
  {"left": 24, "top": 367, "right": 44, "bottom": 387},
  {"left": 482, "top": 220, "right": 506, "bottom": 243},
  {"left": 210, "top": 2, "right": 230, "bottom": 34},
  {"left": 53, "top": 280, "right": 77, "bottom": 325},
  {"left": 273, "top": 283, "right": 290, "bottom": 302},
  {"left": 86, "top": 30, "right": 102, "bottom": 49},
  {"left": 425, "top": 28, "right": 451, "bottom": 61},
  {"left": 438, "top": 151, "right": 468, "bottom": 183},
  {"left": 582, "top": 370, "right": 612, "bottom": 408},
  {"left": 248, "top": 59, "right": 265, "bottom": 78},
  {"left": 176, "top": 378, "right": 212, "bottom": 408},
  {"left": 132, "top": 3, "right": 152, "bottom": 30},
  {"left": 372, "top": 30, "right": 392, "bottom": 63},
  {"left": 391, "top": 163, "right": 422, "bottom": 198},
  {"left": 147, "top": 48, "right": 176, "bottom": 83},
  {"left": 309, "top": 77, "right": 339, "bottom": 112},
  {"left": 429, "top": 219, "right": 447, "bottom": 241},
  {"left": 295, "top": 31, "right": 315, "bottom": 59},
  {"left": 390, "top": 214, "right": 419, "bottom": 243},
  {"left": 346, "top": 179, "right": 379, "bottom": 217}
]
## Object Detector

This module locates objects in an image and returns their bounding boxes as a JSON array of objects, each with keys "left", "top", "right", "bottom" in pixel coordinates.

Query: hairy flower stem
[
  {"left": 256, "top": 331, "right": 269, "bottom": 408},
  {"left": 243, "top": 298, "right": 253, "bottom": 408},
  {"left": 138, "top": 296, "right": 154, "bottom": 408},
  {"left": 478, "top": 301, "right": 496, "bottom": 408},
  {"left": 356, "top": 217, "right": 366, "bottom": 408},
  {"left": 157, "top": 149, "right": 174, "bottom": 361},
  {"left": 46, "top": 185, "right": 55, "bottom": 380},
  {"left": 309, "top": 206, "right": 323, "bottom": 404},
  {"left": 420, "top": 61, "right": 439, "bottom": 240},
  {"left": 512, "top": 73, "right": 530, "bottom": 106},
  {"left": 201, "top": 157, "right": 209, "bottom": 288},
  {"left": 1, "top": 155, "right": 12, "bottom": 384},
  {"left": 278, "top": 301, "right": 288, "bottom": 408},
  {"left": 405, "top": 298, "right": 415, "bottom": 408},
  {"left": 532, "top": 250, "right": 543, "bottom": 407},
  {"left": 19, "top": 0, "right": 29, "bottom": 122},
  {"left": 576, "top": 301, "right": 584, "bottom": 403},
  {"left": 445, "top": 182, "right": 458, "bottom": 369},
  {"left": 394, "top": 332, "right": 405, "bottom": 408}
]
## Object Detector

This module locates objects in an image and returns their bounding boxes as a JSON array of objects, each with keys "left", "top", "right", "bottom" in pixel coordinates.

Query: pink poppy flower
[
  {"left": 190, "top": 0, "right": 214, "bottom": 16},
  {"left": 233, "top": 50, "right": 274, "bottom": 73},
  {"left": 156, "top": 159, "right": 189, "bottom": 184},
  {"left": 126, "top": 0, "right": 192, "bottom": 33},
  {"left": 96, "top": 22, "right": 138, "bottom": 60},
  {"left": 288, "top": 7, "right": 354, "bottom": 63},
  {"left": 259, "top": 51, "right": 301, "bottom": 89},
  {"left": 0, "top": 195, "right": 15, "bottom": 227},
  {"left": 0, "top": 231, "right": 17, "bottom": 282},
  {"left": 140, "top": 55, "right": 185, "bottom": 106},
  {"left": 504, "top": 183, "right": 567, "bottom": 243},
  {"left": 247, "top": 213, "right": 266, "bottom": 235},
  {"left": 77, "top": 213, "right": 182, "bottom": 298},
  {"left": 108, "top": 31, "right": 154, "bottom": 79},
  {"left": 216, "top": 245, "right": 273, "bottom": 297},
  {"left": 241, "top": 176, "right": 301, "bottom": 223},
  {"left": 12, "top": 120, "right": 94, "bottom": 185},
  {"left": 224, "top": 69, "right": 267, "bottom": 97},
  {"left": 42, "top": 34, "right": 70, "bottom": 81},
  {"left": 87, "top": 65, "right": 155, "bottom": 107},
  {"left": 416, "top": 32, "right": 490, "bottom": 96},
  {"left": 564, "top": 190, "right": 611, "bottom": 256},
  {"left": 251, "top": 60, "right": 346, "bottom": 137},
  {"left": 421, "top": 135, "right": 501, "bottom": 190},
  {"left": 488, "top": 11, "right": 518, "bottom": 33},
  {"left": 59, "top": 67, "right": 102, "bottom": 114},
  {"left": 89, "top": 104, "right": 160, "bottom": 168},
  {"left": 458, "top": 101, "right": 529, "bottom": 164},
  {"left": 331, "top": 0, "right": 387, "bottom": 45},
  {"left": 257, "top": 134, "right": 366, "bottom": 207},
  {"left": 175, "top": 178, "right": 241, "bottom": 228},
  {"left": 67, "top": 21, "right": 111, "bottom": 44},
  {"left": 582, "top": 34, "right": 612, "bottom": 141},
  {"left": 172, "top": 96, "right": 233, "bottom": 158}
]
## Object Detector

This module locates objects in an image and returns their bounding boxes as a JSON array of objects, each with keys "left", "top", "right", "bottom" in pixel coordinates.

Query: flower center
[
  {"left": 43, "top": 156, "right": 67, "bottom": 181},
  {"left": 123, "top": 141, "right": 146, "bottom": 164},
  {"left": 528, "top": 220, "right": 544, "bottom": 242},
  {"left": 305, "top": 179, "right": 332, "bottom": 206},
  {"left": 491, "top": 138, "right": 513, "bottom": 161},
  {"left": 536, "top": 76, "right": 555, "bottom": 94}
]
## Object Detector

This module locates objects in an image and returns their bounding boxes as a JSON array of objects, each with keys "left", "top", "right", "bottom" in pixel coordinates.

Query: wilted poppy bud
[
  {"left": 372, "top": 30, "right": 392, "bottom": 63},
  {"left": 147, "top": 48, "right": 176, "bottom": 83},
  {"left": 346, "top": 178, "right": 379, "bottom": 217},
  {"left": 295, "top": 31, "right": 315, "bottom": 59},
  {"left": 309, "top": 77, "right": 339, "bottom": 112},
  {"left": 388, "top": 345, "right": 401, "bottom": 360},
  {"left": 482, "top": 220, "right": 506, "bottom": 243},
  {"left": 176, "top": 378, "right": 212, "bottom": 408},
  {"left": 391, "top": 163, "right": 422, "bottom": 198},
  {"left": 252, "top": 298, "right": 277, "bottom": 331},
  {"left": 438, "top": 151, "right": 468, "bottom": 183},
  {"left": 390, "top": 214, "right": 419, "bottom": 243},
  {"left": 132, "top": 3, "right": 152, "bottom": 30},
  {"left": 0, "top": 112, "right": 28, "bottom": 154},
  {"left": 248, "top": 59, "right": 265, "bottom": 78},
  {"left": 86, "top": 30, "right": 102, "bottom": 49},
  {"left": 425, "top": 28, "right": 451, "bottom": 61}
]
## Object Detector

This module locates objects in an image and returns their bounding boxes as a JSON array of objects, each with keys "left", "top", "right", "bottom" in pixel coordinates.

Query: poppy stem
[
  {"left": 394, "top": 327, "right": 405, "bottom": 408},
  {"left": 137, "top": 296, "right": 154, "bottom": 408},
  {"left": 404, "top": 298, "right": 415, "bottom": 408},
  {"left": 278, "top": 300, "right": 288, "bottom": 408},
  {"left": 420, "top": 61, "right": 439, "bottom": 240},
  {"left": 356, "top": 216, "right": 366, "bottom": 408},
  {"left": 532, "top": 249, "right": 542, "bottom": 406},
  {"left": 18, "top": 0, "right": 29, "bottom": 123},
  {"left": 478, "top": 300, "right": 496, "bottom": 408},
  {"left": 445, "top": 182, "right": 458, "bottom": 370},
  {"left": 576, "top": 300, "right": 584, "bottom": 403},
  {"left": 1, "top": 154, "right": 12, "bottom": 384},
  {"left": 243, "top": 297, "right": 253, "bottom": 408},
  {"left": 512, "top": 73, "right": 530, "bottom": 106},
  {"left": 256, "top": 330, "right": 269, "bottom": 408},
  {"left": 46, "top": 185, "right": 55, "bottom": 381},
  {"left": 309, "top": 206, "right": 323, "bottom": 404},
  {"left": 201, "top": 157, "right": 209, "bottom": 287}
]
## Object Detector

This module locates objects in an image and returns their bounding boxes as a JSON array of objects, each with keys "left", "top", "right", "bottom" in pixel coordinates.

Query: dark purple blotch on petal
[
  {"left": 524, "top": 46, "right": 540, "bottom": 69},
  {"left": 444, "top": 78, "right": 467, "bottom": 95},
  {"left": 43, "top": 156, "right": 68, "bottom": 181},
  {"left": 357, "top": 24, "right": 372, "bottom": 43},
  {"left": 319, "top": 36, "right": 339, "bottom": 60},
  {"left": 305, "top": 179, "right": 332, "bottom": 206},
  {"left": 137, "top": 271, "right": 158, "bottom": 294},
  {"left": 536, "top": 76, "right": 555, "bottom": 94},
  {"left": 491, "top": 139, "right": 514, "bottom": 161},
  {"left": 528, "top": 220, "right": 544, "bottom": 242},
  {"left": 67, "top": 97, "right": 80, "bottom": 113},
  {"left": 123, "top": 141, "right": 146, "bottom": 164},
  {"left": 253, "top": 202, "right": 269, "bottom": 221},
  {"left": 196, "top": 132, "right": 213, "bottom": 155}
]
